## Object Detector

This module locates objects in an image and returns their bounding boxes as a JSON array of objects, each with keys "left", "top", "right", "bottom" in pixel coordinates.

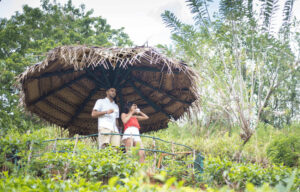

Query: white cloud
[{"left": 1, "top": 0, "right": 300, "bottom": 46}]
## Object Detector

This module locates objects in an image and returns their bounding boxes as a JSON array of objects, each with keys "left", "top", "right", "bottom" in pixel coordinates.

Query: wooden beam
[
  {"left": 52, "top": 94, "right": 77, "bottom": 109},
  {"left": 28, "top": 74, "right": 86, "bottom": 106},
  {"left": 65, "top": 86, "right": 100, "bottom": 127},
  {"left": 33, "top": 105, "right": 66, "bottom": 126},
  {"left": 28, "top": 69, "right": 79, "bottom": 80},
  {"left": 66, "top": 85, "right": 86, "bottom": 100},
  {"left": 118, "top": 88, "right": 124, "bottom": 113},
  {"left": 85, "top": 76, "right": 106, "bottom": 91},
  {"left": 129, "top": 80, "right": 171, "bottom": 118},
  {"left": 115, "top": 65, "right": 179, "bottom": 90},
  {"left": 131, "top": 76, "right": 192, "bottom": 105},
  {"left": 43, "top": 98, "right": 73, "bottom": 118}
]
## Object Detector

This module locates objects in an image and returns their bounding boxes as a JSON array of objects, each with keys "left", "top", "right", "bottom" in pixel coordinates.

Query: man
[{"left": 91, "top": 87, "right": 120, "bottom": 149}]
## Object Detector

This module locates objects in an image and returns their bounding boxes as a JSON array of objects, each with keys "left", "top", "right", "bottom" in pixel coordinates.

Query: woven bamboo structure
[{"left": 18, "top": 45, "right": 199, "bottom": 135}]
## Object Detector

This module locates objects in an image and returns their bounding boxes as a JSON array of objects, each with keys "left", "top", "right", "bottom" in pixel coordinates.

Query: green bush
[
  {"left": 27, "top": 144, "right": 140, "bottom": 182},
  {"left": 3, "top": 125, "right": 300, "bottom": 191},
  {"left": 203, "top": 156, "right": 300, "bottom": 191},
  {"left": 0, "top": 130, "right": 46, "bottom": 172},
  {"left": 267, "top": 134, "right": 300, "bottom": 167},
  {"left": 0, "top": 171, "right": 197, "bottom": 192}
]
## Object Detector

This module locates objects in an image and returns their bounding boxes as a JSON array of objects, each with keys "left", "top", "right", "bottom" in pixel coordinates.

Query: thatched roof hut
[{"left": 18, "top": 46, "right": 199, "bottom": 135}]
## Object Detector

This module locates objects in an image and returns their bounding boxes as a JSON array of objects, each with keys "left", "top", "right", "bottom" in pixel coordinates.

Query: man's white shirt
[{"left": 93, "top": 97, "right": 119, "bottom": 132}]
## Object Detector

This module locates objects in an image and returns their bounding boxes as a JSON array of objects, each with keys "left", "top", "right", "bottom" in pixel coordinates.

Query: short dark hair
[
  {"left": 106, "top": 87, "right": 116, "bottom": 91},
  {"left": 124, "top": 102, "right": 134, "bottom": 113}
]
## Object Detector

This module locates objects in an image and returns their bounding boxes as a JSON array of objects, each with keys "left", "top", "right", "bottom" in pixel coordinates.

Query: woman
[{"left": 121, "top": 102, "right": 149, "bottom": 163}]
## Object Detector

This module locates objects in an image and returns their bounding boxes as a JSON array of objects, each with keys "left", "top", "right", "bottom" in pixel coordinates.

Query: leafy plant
[
  {"left": 267, "top": 134, "right": 300, "bottom": 167},
  {"left": 203, "top": 156, "right": 300, "bottom": 191},
  {"left": 0, "top": 0, "right": 133, "bottom": 135}
]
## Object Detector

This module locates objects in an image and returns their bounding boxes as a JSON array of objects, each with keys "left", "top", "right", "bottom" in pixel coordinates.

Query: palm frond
[
  {"left": 246, "top": 0, "right": 254, "bottom": 19},
  {"left": 281, "top": 0, "right": 294, "bottom": 28},
  {"left": 220, "top": 0, "right": 245, "bottom": 19},
  {"left": 186, "top": 0, "right": 211, "bottom": 26},
  {"left": 260, "top": 0, "right": 280, "bottom": 33},
  {"left": 161, "top": 10, "right": 184, "bottom": 34}
]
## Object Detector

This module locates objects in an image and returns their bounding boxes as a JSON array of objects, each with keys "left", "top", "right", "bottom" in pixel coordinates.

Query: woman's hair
[{"left": 124, "top": 102, "right": 134, "bottom": 113}]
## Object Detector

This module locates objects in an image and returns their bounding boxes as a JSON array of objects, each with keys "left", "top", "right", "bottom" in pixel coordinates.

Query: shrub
[
  {"left": 266, "top": 134, "right": 300, "bottom": 167},
  {"left": 203, "top": 156, "right": 300, "bottom": 191},
  {"left": 0, "top": 171, "right": 197, "bottom": 192},
  {"left": 0, "top": 130, "right": 46, "bottom": 172},
  {"left": 27, "top": 144, "right": 140, "bottom": 182}
]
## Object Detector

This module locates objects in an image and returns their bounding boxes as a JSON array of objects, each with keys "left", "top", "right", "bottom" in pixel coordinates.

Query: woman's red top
[{"left": 124, "top": 116, "right": 140, "bottom": 131}]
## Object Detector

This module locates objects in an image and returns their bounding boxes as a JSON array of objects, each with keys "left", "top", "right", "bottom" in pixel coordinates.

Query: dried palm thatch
[{"left": 17, "top": 45, "right": 200, "bottom": 135}]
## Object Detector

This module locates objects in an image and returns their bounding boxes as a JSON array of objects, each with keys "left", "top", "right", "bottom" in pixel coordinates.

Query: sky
[{"left": 0, "top": 0, "right": 299, "bottom": 46}]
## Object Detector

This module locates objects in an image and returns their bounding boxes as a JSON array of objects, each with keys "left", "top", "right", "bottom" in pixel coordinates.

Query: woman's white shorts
[{"left": 122, "top": 127, "right": 141, "bottom": 142}]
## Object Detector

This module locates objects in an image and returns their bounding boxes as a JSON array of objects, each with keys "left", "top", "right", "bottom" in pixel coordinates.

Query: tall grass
[{"left": 144, "top": 121, "right": 300, "bottom": 165}]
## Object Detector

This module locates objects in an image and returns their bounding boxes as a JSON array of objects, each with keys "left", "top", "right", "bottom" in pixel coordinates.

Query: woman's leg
[
  {"left": 134, "top": 141, "right": 145, "bottom": 163},
  {"left": 124, "top": 138, "right": 133, "bottom": 152}
]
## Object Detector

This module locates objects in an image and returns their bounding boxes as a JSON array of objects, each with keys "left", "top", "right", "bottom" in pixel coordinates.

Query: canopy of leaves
[
  {"left": 160, "top": 0, "right": 300, "bottom": 141},
  {"left": 0, "top": 0, "right": 132, "bottom": 135}
]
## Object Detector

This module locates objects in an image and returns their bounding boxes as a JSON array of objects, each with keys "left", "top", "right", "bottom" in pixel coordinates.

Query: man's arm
[{"left": 91, "top": 109, "right": 114, "bottom": 118}]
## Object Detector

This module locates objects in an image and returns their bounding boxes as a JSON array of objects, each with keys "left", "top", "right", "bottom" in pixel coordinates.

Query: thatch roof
[{"left": 18, "top": 45, "right": 199, "bottom": 135}]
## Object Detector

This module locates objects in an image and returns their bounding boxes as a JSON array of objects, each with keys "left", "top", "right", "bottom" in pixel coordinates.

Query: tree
[
  {"left": 0, "top": 0, "right": 132, "bottom": 135},
  {"left": 161, "top": 0, "right": 300, "bottom": 145}
]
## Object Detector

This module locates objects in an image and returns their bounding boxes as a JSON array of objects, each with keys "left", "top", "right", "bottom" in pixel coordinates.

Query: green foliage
[
  {"left": 2, "top": 126, "right": 300, "bottom": 191},
  {"left": 0, "top": 129, "right": 48, "bottom": 172},
  {"left": 0, "top": 0, "right": 132, "bottom": 135},
  {"left": 0, "top": 127, "right": 199, "bottom": 191},
  {"left": 203, "top": 156, "right": 300, "bottom": 191},
  {"left": 145, "top": 122, "right": 300, "bottom": 167},
  {"left": 267, "top": 133, "right": 300, "bottom": 167},
  {"left": 160, "top": 0, "right": 300, "bottom": 140},
  {"left": 28, "top": 146, "right": 139, "bottom": 181},
  {"left": 0, "top": 171, "right": 199, "bottom": 192},
  {"left": 0, "top": 128, "right": 138, "bottom": 181}
]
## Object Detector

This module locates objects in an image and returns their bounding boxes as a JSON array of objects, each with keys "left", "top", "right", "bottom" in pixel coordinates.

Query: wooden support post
[
  {"left": 157, "top": 153, "right": 168, "bottom": 169},
  {"left": 73, "top": 135, "right": 79, "bottom": 155},
  {"left": 193, "top": 149, "right": 196, "bottom": 172},
  {"left": 152, "top": 139, "right": 157, "bottom": 172},
  {"left": 98, "top": 130, "right": 102, "bottom": 150},
  {"left": 171, "top": 141, "right": 175, "bottom": 161},
  {"left": 63, "top": 135, "right": 79, "bottom": 180},
  {"left": 157, "top": 154, "right": 163, "bottom": 169},
  {"left": 27, "top": 141, "right": 34, "bottom": 164},
  {"left": 119, "top": 89, "right": 124, "bottom": 113},
  {"left": 53, "top": 139, "right": 57, "bottom": 152}
]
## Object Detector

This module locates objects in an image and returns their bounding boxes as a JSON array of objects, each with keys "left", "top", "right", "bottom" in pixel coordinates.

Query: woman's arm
[
  {"left": 135, "top": 111, "right": 149, "bottom": 121},
  {"left": 121, "top": 111, "right": 134, "bottom": 124}
]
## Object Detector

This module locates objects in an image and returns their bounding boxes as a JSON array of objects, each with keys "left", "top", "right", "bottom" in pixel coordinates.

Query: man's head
[{"left": 106, "top": 87, "right": 116, "bottom": 99}]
